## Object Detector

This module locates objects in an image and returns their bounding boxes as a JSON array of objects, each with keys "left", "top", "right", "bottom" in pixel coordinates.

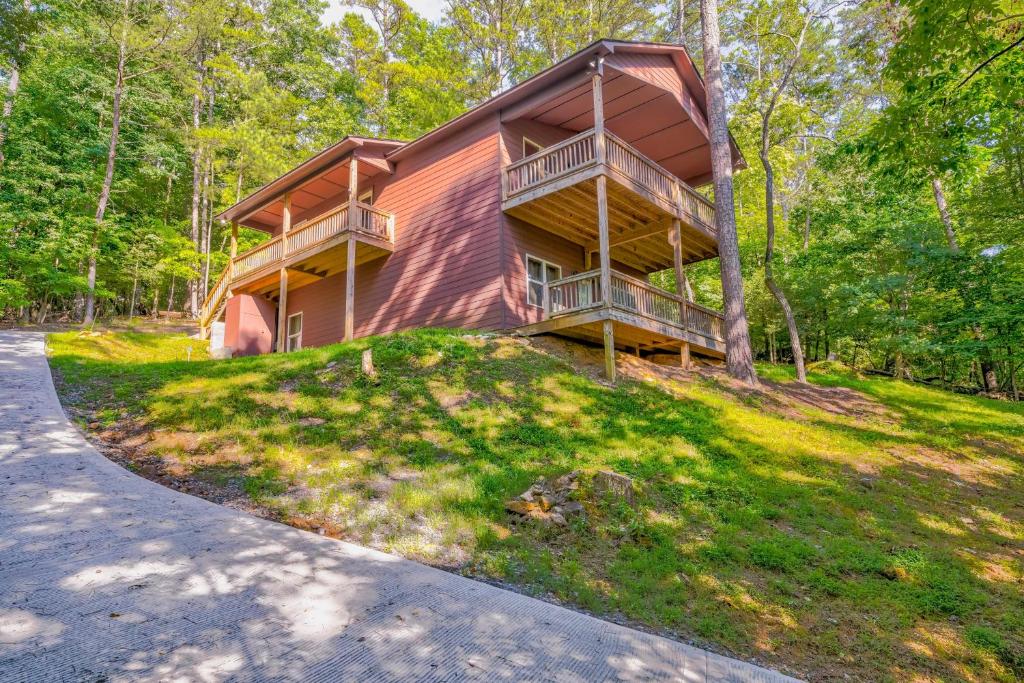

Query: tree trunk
[
  {"left": 188, "top": 46, "right": 204, "bottom": 318},
  {"left": 930, "top": 175, "right": 959, "bottom": 252},
  {"left": 761, "top": 148, "right": 807, "bottom": 382},
  {"left": 129, "top": 268, "right": 138, "bottom": 318},
  {"left": 84, "top": 14, "right": 128, "bottom": 325},
  {"left": 700, "top": 0, "right": 758, "bottom": 386},
  {"left": 0, "top": 0, "right": 29, "bottom": 167},
  {"left": 802, "top": 211, "right": 810, "bottom": 251},
  {"left": 166, "top": 275, "right": 175, "bottom": 314}
]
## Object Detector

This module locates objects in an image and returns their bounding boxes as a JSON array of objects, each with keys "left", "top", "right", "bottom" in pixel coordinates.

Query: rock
[
  {"left": 505, "top": 500, "right": 543, "bottom": 516},
  {"left": 538, "top": 494, "right": 556, "bottom": 511},
  {"left": 593, "top": 470, "right": 637, "bottom": 507},
  {"left": 548, "top": 512, "right": 567, "bottom": 526},
  {"left": 554, "top": 471, "right": 579, "bottom": 491},
  {"left": 326, "top": 361, "right": 337, "bottom": 369},
  {"left": 560, "top": 501, "right": 584, "bottom": 518},
  {"left": 298, "top": 417, "right": 326, "bottom": 427}
]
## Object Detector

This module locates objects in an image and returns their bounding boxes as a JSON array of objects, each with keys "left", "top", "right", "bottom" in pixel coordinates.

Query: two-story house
[{"left": 201, "top": 39, "right": 743, "bottom": 381}]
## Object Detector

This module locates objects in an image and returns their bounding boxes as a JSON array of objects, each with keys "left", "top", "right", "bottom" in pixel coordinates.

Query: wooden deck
[
  {"left": 518, "top": 269, "right": 726, "bottom": 359},
  {"left": 199, "top": 201, "right": 394, "bottom": 329},
  {"left": 501, "top": 128, "right": 718, "bottom": 273}
]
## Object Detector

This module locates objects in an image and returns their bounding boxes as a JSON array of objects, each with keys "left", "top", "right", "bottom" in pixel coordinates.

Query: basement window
[
  {"left": 526, "top": 255, "right": 561, "bottom": 308},
  {"left": 286, "top": 312, "right": 303, "bottom": 352}
]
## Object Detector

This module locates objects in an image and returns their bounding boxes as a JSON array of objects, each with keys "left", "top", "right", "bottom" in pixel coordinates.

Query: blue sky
[{"left": 322, "top": 0, "right": 448, "bottom": 25}]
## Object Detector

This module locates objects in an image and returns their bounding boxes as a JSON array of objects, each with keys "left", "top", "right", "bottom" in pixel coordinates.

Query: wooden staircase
[{"left": 198, "top": 265, "right": 231, "bottom": 339}]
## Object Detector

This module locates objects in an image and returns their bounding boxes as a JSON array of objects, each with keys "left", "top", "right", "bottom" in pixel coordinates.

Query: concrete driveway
[{"left": 0, "top": 331, "right": 799, "bottom": 682}]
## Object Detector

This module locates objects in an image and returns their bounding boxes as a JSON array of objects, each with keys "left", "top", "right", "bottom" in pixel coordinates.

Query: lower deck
[{"left": 516, "top": 268, "right": 726, "bottom": 376}]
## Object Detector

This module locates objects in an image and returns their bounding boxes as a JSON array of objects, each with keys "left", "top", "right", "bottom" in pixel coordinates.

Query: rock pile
[{"left": 505, "top": 471, "right": 584, "bottom": 526}]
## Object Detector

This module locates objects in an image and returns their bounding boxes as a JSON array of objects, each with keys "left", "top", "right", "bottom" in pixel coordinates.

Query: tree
[{"left": 700, "top": 0, "right": 758, "bottom": 385}]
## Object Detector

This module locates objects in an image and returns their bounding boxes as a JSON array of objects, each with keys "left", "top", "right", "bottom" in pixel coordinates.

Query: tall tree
[{"left": 701, "top": 0, "right": 758, "bottom": 385}]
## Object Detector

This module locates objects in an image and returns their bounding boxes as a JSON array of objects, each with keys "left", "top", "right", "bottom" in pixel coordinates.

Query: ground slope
[{"left": 48, "top": 328, "right": 1024, "bottom": 682}]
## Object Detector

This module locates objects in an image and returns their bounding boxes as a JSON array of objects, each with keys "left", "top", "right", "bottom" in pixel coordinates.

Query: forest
[{"left": 1, "top": 0, "right": 1021, "bottom": 396}]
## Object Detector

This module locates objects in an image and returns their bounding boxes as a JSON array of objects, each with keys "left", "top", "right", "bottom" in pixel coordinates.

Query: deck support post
[
  {"left": 344, "top": 238, "right": 356, "bottom": 341},
  {"left": 281, "top": 192, "right": 291, "bottom": 257},
  {"left": 671, "top": 219, "right": 692, "bottom": 370},
  {"left": 276, "top": 267, "right": 289, "bottom": 352},
  {"left": 591, "top": 60, "right": 605, "bottom": 165},
  {"left": 348, "top": 156, "right": 359, "bottom": 228},
  {"left": 229, "top": 222, "right": 238, "bottom": 260},
  {"left": 603, "top": 320, "right": 616, "bottom": 382},
  {"left": 681, "top": 341, "right": 691, "bottom": 370}
]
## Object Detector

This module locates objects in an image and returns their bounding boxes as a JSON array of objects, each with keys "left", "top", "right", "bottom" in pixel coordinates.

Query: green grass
[{"left": 47, "top": 328, "right": 1024, "bottom": 682}]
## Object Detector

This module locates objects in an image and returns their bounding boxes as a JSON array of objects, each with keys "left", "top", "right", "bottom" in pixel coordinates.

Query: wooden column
[
  {"left": 603, "top": 320, "right": 616, "bottom": 382},
  {"left": 594, "top": 61, "right": 613, "bottom": 383},
  {"left": 348, "top": 156, "right": 359, "bottom": 228},
  {"left": 344, "top": 239, "right": 356, "bottom": 341},
  {"left": 591, "top": 62, "right": 605, "bottom": 165},
  {"left": 281, "top": 192, "right": 291, "bottom": 256},
  {"left": 672, "top": 218, "right": 690, "bottom": 369},
  {"left": 229, "top": 222, "right": 238, "bottom": 259},
  {"left": 276, "top": 268, "right": 289, "bottom": 353},
  {"left": 276, "top": 194, "right": 292, "bottom": 353}
]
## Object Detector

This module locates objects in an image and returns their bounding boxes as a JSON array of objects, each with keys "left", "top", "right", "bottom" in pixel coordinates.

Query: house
[{"left": 201, "top": 39, "right": 744, "bottom": 381}]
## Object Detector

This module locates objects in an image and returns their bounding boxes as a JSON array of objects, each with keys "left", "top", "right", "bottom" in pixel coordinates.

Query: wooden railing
[
  {"left": 548, "top": 271, "right": 603, "bottom": 316},
  {"left": 502, "top": 127, "right": 716, "bottom": 236},
  {"left": 543, "top": 268, "right": 725, "bottom": 344},
  {"left": 230, "top": 202, "right": 394, "bottom": 281},
  {"left": 199, "top": 265, "right": 231, "bottom": 330},
  {"left": 686, "top": 300, "right": 725, "bottom": 341},
  {"left": 233, "top": 235, "right": 284, "bottom": 279},
  {"left": 289, "top": 205, "right": 349, "bottom": 256},
  {"left": 605, "top": 131, "right": 676, "bottom": 208},
  {"left": 503, "top": 129, "right": 598, "bottom": 199}
]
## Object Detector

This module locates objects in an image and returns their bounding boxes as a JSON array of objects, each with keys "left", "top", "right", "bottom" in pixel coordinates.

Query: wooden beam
[
  {"left": 276, "top": 267, "right": 289, "bottom": 353},
  {"left": 672, "top": 218, "right": 687, "bottom": 335},
  {"left": 603, "top": 319, "right": 616, "bottom": 382},
  {"left": 596, "top": 174, "right": 612, "bottom": 309},
  {"left": 348, "top": 156, "right": 359, "bottom": 230},
  {"left": 592, "top": 70, "right": 606, "bottom": 164},
  {"left": 499, "top": 69, "right": 592, "bottom": 122},
  {"left": 344, "top": 238, "right": 356, "bottom": 341},
  {"left": 585, "top": 219, "right": 671, "bottom": 252},
  {"left": 230, "top": 222, "right": 238, "bottom": 259},
  {"left": 281, "top": 193, "right": 292, "bottom": 259}
]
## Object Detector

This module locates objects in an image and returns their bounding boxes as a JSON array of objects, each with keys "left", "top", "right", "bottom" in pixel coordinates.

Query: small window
[
  {"left": 358, "top": 187, "right": 373, "bottom": 205},
  {"left": 523, "top": 137, "right": 543, "bottom": 158},
  {"left": 526, "top": 255, "right": 561, "bottom": 308},
  {"left": 286, "top": 312, "right": 303, "bottom": 352}
]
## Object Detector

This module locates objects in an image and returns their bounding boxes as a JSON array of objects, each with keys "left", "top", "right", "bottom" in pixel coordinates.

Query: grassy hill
[{"left": 47, "top": 327, "right": 1024, "bottom": 682}]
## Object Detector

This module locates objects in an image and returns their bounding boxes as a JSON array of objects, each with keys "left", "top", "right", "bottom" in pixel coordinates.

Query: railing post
[{"left": 542, "top": 281, "right": 550, "bottom": 320}]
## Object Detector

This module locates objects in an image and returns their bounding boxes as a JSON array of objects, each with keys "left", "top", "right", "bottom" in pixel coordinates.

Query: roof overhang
[
  {"left": 217, "top": 136, "right": 405, "bottom": 226},
  {"left": 387, "top": 39, "right": 746, "bottom": 172}
]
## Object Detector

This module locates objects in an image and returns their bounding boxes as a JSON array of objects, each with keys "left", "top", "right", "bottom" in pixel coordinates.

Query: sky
[{"left": 321, "top": 0, "right": 448, "bottom": 25}]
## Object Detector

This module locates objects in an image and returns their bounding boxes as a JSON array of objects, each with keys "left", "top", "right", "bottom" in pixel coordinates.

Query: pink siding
[
  {"left": 225, "top": 293, "right": 276, "bottom": 356},
  {"left": 500, "top": 120, "right": 575, "bottom": 164},
  {"left": 282, "top": 116, "right": 506, "bottom": 345}
]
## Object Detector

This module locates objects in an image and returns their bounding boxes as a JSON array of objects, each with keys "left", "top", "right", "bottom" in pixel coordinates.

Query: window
[
  {"left": 526, "top": 255, "right": 561, "bottom": 308},
  {"left": 523, "top": 137, "right": 543, "bottom": 158},
  {"left": 358, "top": 187, "right": 373, "bottom": 205},
  {"left": 286, "top": 312, "right": 303, "bottom": 352}
]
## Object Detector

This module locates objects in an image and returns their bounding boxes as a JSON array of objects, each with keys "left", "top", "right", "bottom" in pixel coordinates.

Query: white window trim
[
  {"left": 523, "top": 136, "right": 543, "bottom": 158},
  {"left": 358, "top": 187, "right": 373, "bottom": 205},
  {"left": 525, "top": 254, "right": 561, "bottom": 309},
  {"left": 286, "top": 312, "right": 303, "bottom": 352}
]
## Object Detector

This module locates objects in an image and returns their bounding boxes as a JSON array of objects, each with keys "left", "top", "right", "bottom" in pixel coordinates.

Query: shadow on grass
[{"left": 49, "top": 329, "right": 1024, "bottom": 682}]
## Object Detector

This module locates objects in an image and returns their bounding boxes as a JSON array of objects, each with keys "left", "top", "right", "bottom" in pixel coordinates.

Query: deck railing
[
  {"left": 503, "top": 129, "right": 598, "bottom": 198},
  {"left": 544, "top": 268, "right": 725, "bottom": 343},
  {"left": 198, "top": 201, "right": 395, "bottom": 321},
  {"left": 233, "top": 235, "right": 284, "bottom": 279},
  {"left": 502, "top": 127, "right": 716, "bottom": 235}
]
